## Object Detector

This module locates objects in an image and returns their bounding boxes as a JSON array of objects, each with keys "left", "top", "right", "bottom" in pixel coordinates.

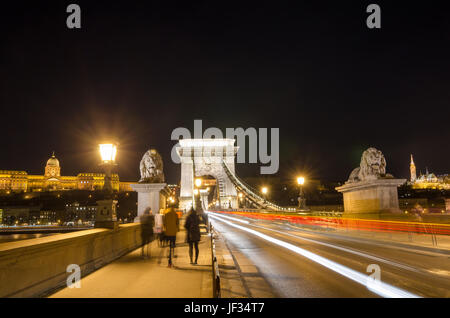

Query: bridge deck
[{"left": 50, "top": 225, "right": 213, "bottom": 298}]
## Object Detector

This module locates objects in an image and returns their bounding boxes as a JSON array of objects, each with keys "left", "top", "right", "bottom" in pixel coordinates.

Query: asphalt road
[{"left": 209, "top": 212, "right": 450, "bottom": 298}]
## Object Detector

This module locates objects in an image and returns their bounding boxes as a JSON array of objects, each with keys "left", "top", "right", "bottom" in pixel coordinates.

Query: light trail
[
  {"left": 208, "top": 212, "right": 420, "bottom": 298},
  {"left": 206, "top": 211, "right": 249, "bottom": 224},
  {"left": 211, "top": 211, "right": 428, "bottom": 273},
  {"left": 215, "top": 210, "right": 450, "bottom": 235},
  {"left": 252, "top": 224, "right": 423, "bottom": 274}
]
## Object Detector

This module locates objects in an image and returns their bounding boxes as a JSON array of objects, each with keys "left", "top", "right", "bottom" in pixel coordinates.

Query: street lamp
[
  {"left": 261, "top": 187, "right": 268, "bottom": 206},
  {"left": 297, "top": 176, "right": 306, "bottom": 210},
  {"left": 261, "top": 187, "right": 268, "bottom": 195},
  {"left": 99, "top": 143, "right": 117, "bottom": 194},
  {"left": 95, "top": 142, "right": 118, "bottom": 229},
  {"left": 193, "top": 178, "right": 202, "bottom": 210},
  {"left": 238, "top": 192, "right": 244, "bottom": 208},
  {"left": 99, "top": 143, "right": 117, "bottom": 163}
]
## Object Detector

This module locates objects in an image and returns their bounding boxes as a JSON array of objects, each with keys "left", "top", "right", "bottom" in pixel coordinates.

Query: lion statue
[
  {"left": 139, "top": 149, "right": 165, "bottom": 183},
  {"left": 347, "top": 147, "right": 392, "bottom": 183}
]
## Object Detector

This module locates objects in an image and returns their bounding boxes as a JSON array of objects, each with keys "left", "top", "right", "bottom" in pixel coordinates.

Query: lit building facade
[
  {"left": 409, "top": 154, "right": 450, "bottom": 190},
  {"left": 0, "top": 153, "right": 133, "bottom": 193}
]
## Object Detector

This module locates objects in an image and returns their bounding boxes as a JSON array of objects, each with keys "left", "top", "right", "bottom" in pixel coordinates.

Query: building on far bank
[
  {"left": 65, "top": 202, "right": 97, "bottom": 223},
  {"left": 0, "top": 152, "right": 133, "bottom": 193},
  {"left": 409, "top": 154, "right": 450, "bottom": 190}
]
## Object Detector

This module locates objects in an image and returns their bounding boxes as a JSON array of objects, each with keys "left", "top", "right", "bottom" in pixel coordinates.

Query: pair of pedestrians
[
  {"left": 140, "top": 207, "right": 179, "bottom": 266},
  {"left": 163, "top": 207, "right": 202, "bottom": 266},
  {"left": 139, "top": 207, "right": 202, "bottom": 266}
]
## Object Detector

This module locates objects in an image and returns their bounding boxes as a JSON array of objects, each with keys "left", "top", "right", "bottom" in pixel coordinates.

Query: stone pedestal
[
  {"left": 336, "top": 178, "right": 406, "bottom": 218},
  {"left": 95, "top": 199, "right": 119, "bottom": 230},
  {"left": 131, "top": 183, "right": 166, "bottom": 222}
]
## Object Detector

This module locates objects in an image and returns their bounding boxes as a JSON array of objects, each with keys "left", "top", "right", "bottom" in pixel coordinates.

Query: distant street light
[
  {"left": 261, "top": 187, "right": 268, "bottom": 206},
  {"left": 238, "top": 192, "right": 244, "bottom": 208},
  {"left": 297, "top": 176, "right": 306, "bottom": 210},
  {"left": 193, "top": 178, "right": 203, "bottom": 210}
]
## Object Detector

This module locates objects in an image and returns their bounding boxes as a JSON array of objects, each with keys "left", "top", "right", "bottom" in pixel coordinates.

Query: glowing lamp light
[
  {"left": 195, "top": 178, "right": 202, "bottom": 188},
  {"left": 99, "top": 143, "right": 117, "bottom": 163},
  {"left": 261, "top": 187, "right": 268, "bottom": 195},
  {"left": 193, "top": 189, "right": 199, "bottom": 195},
  {"left": 297, "top": 177, "right": 305, "bottom": 185}
]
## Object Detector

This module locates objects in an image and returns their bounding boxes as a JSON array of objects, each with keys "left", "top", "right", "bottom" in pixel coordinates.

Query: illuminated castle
[
  {"left": 0, "top": 152, "right": 133, "bottom": 193},
  {"left": 409, "top": 154, "right": 450, "bottom": 189}
]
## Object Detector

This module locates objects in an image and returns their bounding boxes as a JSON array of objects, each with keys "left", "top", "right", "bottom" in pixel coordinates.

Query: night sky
[{"left": 1, "top": 1, "right": 450, "bottom": 184}]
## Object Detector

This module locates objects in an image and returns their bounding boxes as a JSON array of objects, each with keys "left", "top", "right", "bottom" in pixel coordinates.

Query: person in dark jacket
[
  {"left": 140, "top": 208, "right": 155, "bottom": 259},
  {"left": 184, "top": 208, "right": 201, "bottom": 264}
]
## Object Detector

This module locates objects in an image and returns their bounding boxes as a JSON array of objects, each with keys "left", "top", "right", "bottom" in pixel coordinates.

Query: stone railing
[{"left": 0, "top": 223, "right": 142, "bottom": 297}]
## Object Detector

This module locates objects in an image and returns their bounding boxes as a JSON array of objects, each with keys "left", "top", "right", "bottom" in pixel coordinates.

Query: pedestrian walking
[
  {"left": 154, "top": 212, "right": 165, "bottom": 247},
  {"left": 185, "top": 208, "right": 201, "bottom": 265},
  {"left": 163, "top": 207, "right": 179, "bottom": 267},
  {"left": 140, "top": 208, "right": 155, "bottom": 259}
]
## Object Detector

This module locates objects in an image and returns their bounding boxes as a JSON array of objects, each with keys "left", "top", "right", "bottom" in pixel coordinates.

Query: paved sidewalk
[{"left": 50, "top": 228, "right": 212, "bottom": 298}]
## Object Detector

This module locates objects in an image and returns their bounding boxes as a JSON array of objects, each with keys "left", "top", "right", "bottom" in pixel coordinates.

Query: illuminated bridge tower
[
  {"left": 410, "top": 154, "right": 416, "bottom": 183},
  {"left": 176, "top": 139, "right": 239, "bottom": 211}
]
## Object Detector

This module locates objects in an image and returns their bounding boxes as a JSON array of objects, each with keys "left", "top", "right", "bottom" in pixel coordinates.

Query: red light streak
[{"left": 211, "top": 210, "right": 450, "bottom": 236}]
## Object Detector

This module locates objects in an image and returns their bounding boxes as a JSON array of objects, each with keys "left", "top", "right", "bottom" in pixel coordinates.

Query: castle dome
[{"left": 46, "top": 152, "right": 60, "bottom": 167}]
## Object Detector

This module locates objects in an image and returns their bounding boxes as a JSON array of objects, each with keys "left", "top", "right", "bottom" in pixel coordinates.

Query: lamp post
[
  {"left": 297, "top": 176, "right": 306, "bottom": 210},
  {"left": 99, "top": 143, "right": 117, "bottom": 195},
  {"left": 238, "top": 192, "right": 243, "bottom": 208},
  {"left": 95, "top": 143, "right": 119, "bottom": 229},
  {"left": 193, "top": 178, "right": 202, "bottom": 211},
  {"left": 261, "top": 187, "right": 268, "bottom": 209}
]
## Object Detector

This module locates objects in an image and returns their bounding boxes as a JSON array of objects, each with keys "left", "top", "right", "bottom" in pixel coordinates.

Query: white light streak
[
  {"left": 209, "top": 213, "right": 420, "bottom": 298},
  {"left": 206, "top": 211, "right": 250, "bottom": 224},
  {"left": 275, "top": 225, "right": 422, "bottom": 274}
]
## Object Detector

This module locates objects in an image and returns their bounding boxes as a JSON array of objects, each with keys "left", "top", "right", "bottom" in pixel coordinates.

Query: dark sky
[{"left": 1, "top": 1, "right": 450, "bottom": 184}]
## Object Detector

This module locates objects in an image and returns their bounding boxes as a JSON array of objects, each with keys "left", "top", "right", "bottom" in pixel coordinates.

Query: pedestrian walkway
[{"left": 50, "top": 226, "right": 212, "bottom": 298}]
